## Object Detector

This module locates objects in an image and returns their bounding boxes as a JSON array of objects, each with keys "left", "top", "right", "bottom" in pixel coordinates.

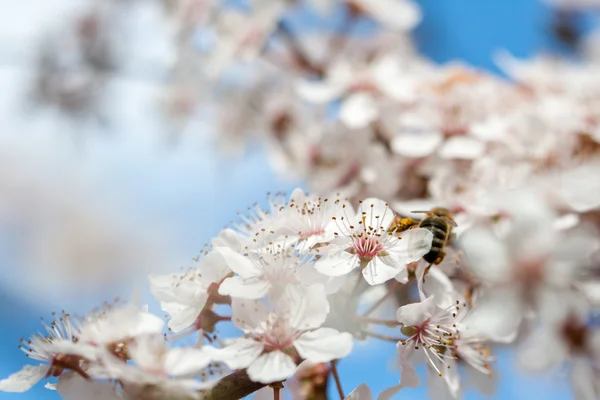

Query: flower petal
[
  {"left": 438, "top": 136, "right": 485, "bottom": 160},
  {"left": 295, "top": 79, "right": 347, "bottom": 104},
  {"left": 231, "top": 298, "right": 269, "bottom": 330},
  {"left": 168, "top": 304, "right": 202, "bottom": 333},
  {"left": 461, "top": 288, "right": 521, "bottom": 343},
  {"left": 339, "top": 93, "right": 379, "bottom": 129},
  {"left": 247, "top": 351, "right": 297, "bottom": 384},
  {"left": 396, "top": 296, "right": 437, "bottom": 326},
  {"left": 57, "top": 372, "right": 121, "bottom": 400},
  {"left": 286, "top": 284, "right": 330, "bottom": 330},
  {"left": 360, "top": 198, "right": 395, "bottom": 230},
  {"left": 396, "top": 343, "right": 420, "bottom": 388},
  {"left": 0, "top": 365, "right": 48, "bottom": 392},
  {"left": 389, "top": 228, "right": 433, "bottom": 263},
  {"left": 458, "top": 228, "right": 510, "bottom": 284},
  {"left": 215, "top": 338, "right": 264, "bottom": 370},
  {"left": 314, "top": 250, "right": 358, "bottom": 277},
  {"left": 391, "top": 131, "right": 442, "bottom": 158},
  {"left": 294, "top": 328, "right": 353, "bottom": 362},
  {"left": 363, "top": 260, "right": 402, "bottom": 285},
  {"left": 214, "top": 247, "right": 261, "bottom": 278},
  {"left": 346, "top": 383, "right": 373, "bottom": 400},
  {"left": 219, "top": 276, "right": 270, "bottom": 299},
  {"left": 355, "top": 0, "right": 421, "bottom": 31},
  {"left": 378, "top": 384, "right": 404, "bottom": 400},
  {"left": 164, "top": 347, "right": 214, "bottom": 376}
]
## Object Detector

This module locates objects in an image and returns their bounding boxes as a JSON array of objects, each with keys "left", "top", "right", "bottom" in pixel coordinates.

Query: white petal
[
  {"left": 231, "top": 298, "right": 269, "bottom": 330},
  {"left": 339, "top": 93, "right": 379, "bottom": 129},
  {"left": 295, "top": 79, "right": 347, "bottom": 103},
  {"left": 389, "top": 228, "right": 433, "bottom": 263},
  {"left": 396, "top": 343, "right": 420, "bottom": 388},
  {"left": 164, "top": 347, "right": 214, "bottom": 376},
  {"left": 215, "top": 338, "right": 264, "bottom": 370},
  {"left": 391, "top": 131, "right": 442, "bottom": 158},
  {"left": 438, "top": 136, "right": 485, "bottom": 159},
  {"left": 134, "top": 311, "right": 166, "bottom": 337},
  {"left": 314, "top": 250, "right": 358, "bottom": 277},
  {"left": 294, "top": 328, "right": 353, "bottom": 362},
  {"left": 416, "top": 262, "right": 455, "bottom": 306},
  {"left": 219, "top": 276, "right": 270, "bottom": 299},
  {"left": 516, "top": 330, "right": 565, "bottom": 371},
  {"left": 396, "top": 296, "right": 437, "bottom": 326},
  {"left": 363, "top": 259, "right": 402, "bottom": 285},
  {"left": 200, "top": 250, "right": 232, "bottom": 282},
  {"left": 571, "top": 359, "right": 598, "bottom": 400},
  {"left": 346, "top": 383, "right": 373, "bottom": 400},
  {"left": 214, "top": 247, "right": 261, "bottom": 278},
  {"left": 360, "top": 198, "right": 395, "bottom": 230},
  {"left": 461, "top": 288, "right": 521, "bottom": 343},
  {"left": 211, "top": 228, "right": 242, "bottom": 251},
  {"left": 57, "top": 372, "right": 121, "bottom": 400},
  {"left": 0, "top": 365, "right": 48, "bottom": 392},
  {"left": 356, "top": 0, "right": 421, "bottom": 31},
  {"left": 287, "top": 284, "right": 330, "bottom": 330},
  {"left": 459, "top": 228, "right": 510, "bottom": 284},
  {"left": 247, "top": 351, "right": 297, "bottom": 384},
  {"left": 371, "top": 56, "right": 417, "bottom": 102},
  {"left": 168, "top": 305, "right": 202, "bottom": 333},
  {"left": 378, "top": 384, "right": 404, "bottom": 400},
  {"left": 441, "top": 358, "right": 460, "bottom": 398}
]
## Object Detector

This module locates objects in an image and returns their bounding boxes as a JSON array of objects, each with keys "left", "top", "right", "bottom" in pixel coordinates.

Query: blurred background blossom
[{"left": 1, "top": 0, "right": 600, "bottom": 399}]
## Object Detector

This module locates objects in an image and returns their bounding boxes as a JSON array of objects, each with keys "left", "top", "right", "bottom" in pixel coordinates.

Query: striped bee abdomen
[{"left": 419, "top": 217, "right": 451, "bottom": 264}]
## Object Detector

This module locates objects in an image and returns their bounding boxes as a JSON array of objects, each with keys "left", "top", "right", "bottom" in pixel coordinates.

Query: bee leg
[
  {"left": 424, "top": 263, "right": 434, "bottom": 276},
  {"left": 424, "top": 252, "right": 446, "bottom": 277}
]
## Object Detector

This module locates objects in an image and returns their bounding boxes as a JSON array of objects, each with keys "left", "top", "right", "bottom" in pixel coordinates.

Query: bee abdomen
[{"left": 420, "top": 217, "right": 450, "bottom": 264}]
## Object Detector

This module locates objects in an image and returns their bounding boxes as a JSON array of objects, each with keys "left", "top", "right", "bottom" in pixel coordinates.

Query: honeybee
[{"left": 388, "top": 208, "right": 457, "bottom": 274}]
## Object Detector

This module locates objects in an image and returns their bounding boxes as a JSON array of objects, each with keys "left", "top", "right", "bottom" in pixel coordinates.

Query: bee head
[{"left": 430, "top": 207, "right": 453, "bottom": 218}]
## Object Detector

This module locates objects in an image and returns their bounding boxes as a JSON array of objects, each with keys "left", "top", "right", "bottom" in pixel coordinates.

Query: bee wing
[{"left": 390, "top": 228, "right": 434, "bottom": 263}]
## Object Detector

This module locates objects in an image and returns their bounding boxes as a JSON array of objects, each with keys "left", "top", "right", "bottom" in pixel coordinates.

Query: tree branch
[{"left": 201, "top": 369, "right": 266, "bottom": 400}]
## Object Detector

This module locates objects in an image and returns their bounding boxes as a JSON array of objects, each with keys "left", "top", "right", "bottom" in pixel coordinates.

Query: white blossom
[
  {"left": 215, "top": 286, "right": 352, "bottom": 384},
  {"left": 315, "top": 198, "right": 433, "bottom": 285}
]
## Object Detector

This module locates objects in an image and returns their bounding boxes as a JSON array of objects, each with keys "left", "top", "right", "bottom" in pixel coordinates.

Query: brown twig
[
  {"left": 276, "top": 19, "right": 324, "bottom": 77},
  {"left": 354, "top": 316, "right": 401, "bottom": 326},
  {"left": 330, "top": 360, "right": 345, "bottom": 399},
  {"left": 201, "top": 369, "right": 266, "bottom": 400},
  {"left": 362, "top": 330, "right": 404, "bottom": 342}
]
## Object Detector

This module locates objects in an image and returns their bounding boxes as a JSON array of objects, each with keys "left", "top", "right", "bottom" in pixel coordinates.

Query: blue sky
[{"left": 0, "top": 0, "right": 588, "bottom": 399}]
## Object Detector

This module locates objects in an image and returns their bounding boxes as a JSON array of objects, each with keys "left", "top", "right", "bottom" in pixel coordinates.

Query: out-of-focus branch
[
  {"left": 201, "top": 369, "right": 266, "bottom": 400},
  {"left": 276, "top": 20, "right": 325, "bottom": 77}
]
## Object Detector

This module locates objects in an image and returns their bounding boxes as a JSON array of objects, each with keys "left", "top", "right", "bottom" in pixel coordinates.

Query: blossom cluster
[
  {"left": 4, "top": 0, "right": 600, "bottom": 399},
  {"left": 2, "top": 185, "right": 599, "bottom": 399}
]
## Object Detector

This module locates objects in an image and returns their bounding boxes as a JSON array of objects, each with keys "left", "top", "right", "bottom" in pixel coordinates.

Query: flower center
[{"left": 352, "top": 236, "right": 383, "bottom": 260}]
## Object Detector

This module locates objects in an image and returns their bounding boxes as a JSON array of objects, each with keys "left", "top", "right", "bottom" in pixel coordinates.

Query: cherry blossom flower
[
  {"left": 315, "top": 198, "right": 433, "bottom": 285},
  {"left": 215, "top": 246, "right": 313, "bottom": 301},
  {"left": 149, "top": 250, "right": 231, "bottom": 333},
  {"left": 215, "top": 286, "right": 352, "bottom": 384},
  {"left": 101, "top": 334, "right": 218, "bottom": 396},
  {"left": 395, "top": 296, "right": 461, "bottom": 395},
  {"left": 0, "top": 312, "right": 96, "bottom": 393}
]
